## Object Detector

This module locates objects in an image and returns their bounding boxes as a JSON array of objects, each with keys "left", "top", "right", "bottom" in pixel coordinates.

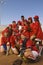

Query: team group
[{"left": 0, "top": 15, "right": 43, "bottom": 61}]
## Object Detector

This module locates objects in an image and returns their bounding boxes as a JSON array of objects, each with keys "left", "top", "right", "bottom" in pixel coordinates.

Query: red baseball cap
[
  {"left": 28, "top": 17, "right": 32, "bottom": 20},
  {"left": 34, "top": 15, "right": 39, "bottom": 19},
  {"left": 18, "top": 20, "right": 21, "bottom": 25}
]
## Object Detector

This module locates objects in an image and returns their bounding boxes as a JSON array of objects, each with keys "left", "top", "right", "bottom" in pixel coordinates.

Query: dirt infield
[{"left": 0, "top": 53, "right": 43, "bottom": 65}]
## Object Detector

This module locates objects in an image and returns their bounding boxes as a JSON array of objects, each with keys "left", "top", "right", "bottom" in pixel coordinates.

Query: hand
[{"left": 30, "top": 35, "right": 36, "bottom": 40}]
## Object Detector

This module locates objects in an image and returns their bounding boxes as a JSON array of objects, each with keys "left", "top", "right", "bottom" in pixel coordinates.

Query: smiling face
[
  {"left": 28, "top": 19, "right": 32, "bottom": 24},
  {"left": 21, "top": 34, "right": 26, "bottom": 40},
  {"left": 34, "top": 18, "right": 39, "bottom": 22},
  {"left": 12, "top": 21, "right": 16, "bottom": 25}
]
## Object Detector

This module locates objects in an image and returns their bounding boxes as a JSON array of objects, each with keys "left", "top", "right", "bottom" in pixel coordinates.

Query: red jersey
[
  {"left": 32, "top": 46, "right": 39, "bottom": 52},
  {"left": 26, "top": 40, "right": 38, "bottom": 52},
  {"left": 26, "top": 40, "right": 34, "bottom": 48},
  {"left": 1, "top": 36, "right": 7, "bottom": 45},
  {"left": 10, "top": 35, "right": 16, "bottom": 48},
  {"left": 22, "top": 25, "right": 30, "bottom": 39},
  {"left": 12, "top": 24, "right": 17, "bottom": 31},
  {"left": 30, "top": 21, "right": 42, "bottom": 40},
  {"left": 30, "top": 23, "right": 35, "bottom": 37},
  {"left": 2, "top": 27, "right": 9, "bottom": 36},
  {"left": 21, "top": 19, "right": 28, "bottom": 26},
  {"left": 34, "top": 21, "right": 42, "bottom": 39}
]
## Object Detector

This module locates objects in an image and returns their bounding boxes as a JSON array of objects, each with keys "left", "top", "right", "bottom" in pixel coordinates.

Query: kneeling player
[{"left": 10, "top": 31, "right": 19, "bottom": 55}]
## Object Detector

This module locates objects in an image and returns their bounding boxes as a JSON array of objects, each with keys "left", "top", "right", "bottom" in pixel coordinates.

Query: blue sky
[{"left": 0, "top": 0, "right": 43, "bottom": 25}]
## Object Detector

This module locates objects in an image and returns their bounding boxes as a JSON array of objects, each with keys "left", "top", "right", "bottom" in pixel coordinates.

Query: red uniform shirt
[
  {"left": 2, "top": 27, "right": 9, "bottom": 36},
  {"left": 34, "top": 21, "right": 42, "bottom": 39},
  {"left": 10, "top": 35, "right": 16, "bottom": 48},
  {"left": 30, "top": 22, "right": 42, "bottom": 40},
  {"left": 26, "top": 40, "right": 34, "bottom": 48},
  {"left": 30, "top": 23, "right": 35, "bottom": 37},
  {"left": 22, "top": 25, "right": 30, "bottom": 39},
  {"left": 23, "top": 31, "right": 30, "bottom": 39},
  {"left": 41, "top": 32, "right": 43, "bottom": 40},
  {"left": 32, "top": 46, "right": 39, "bottom": 52},
  {"left": 21, "top": 19, "right": 28, "bottom": 26},
  {"left": 12, "top": 24, "right": 17, "bottom": 28},
  {"left": 18, "top": 39, "right": 23, "bottom": 45},
  {"left": 12, "top": 24, "right": 17, "bottom": 31},
  {"left": 26, "top": 40, "right": 38, "bottom": 52},
  {"left": 1, "top": 36, "right": 7, "bottom": 45},
  {"left": 1, "top": 36, "right": 10, "bottom": 45}
]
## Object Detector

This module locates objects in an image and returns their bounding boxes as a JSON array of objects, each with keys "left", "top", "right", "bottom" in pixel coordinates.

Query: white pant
[
  {"left": 11, "top": 47, "right": 18, "bottom": 54},
  {"left": 11, "top": 47, "right": 16, "bottom": 51},
  {"left": 0, "top": 45, "right": 5, "bottom": 52},
  {"left": 32, "top": 51, "right": 39, "bottom": 60}
]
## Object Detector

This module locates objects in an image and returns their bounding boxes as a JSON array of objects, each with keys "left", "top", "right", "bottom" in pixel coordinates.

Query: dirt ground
[{"left": 0, "top": 53, "right": 43, "bottom": 65}]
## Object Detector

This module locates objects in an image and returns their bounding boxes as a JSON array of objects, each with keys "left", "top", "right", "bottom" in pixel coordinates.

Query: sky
[{"left": 0, "top": 0, "right": 43, "bottom": 26}]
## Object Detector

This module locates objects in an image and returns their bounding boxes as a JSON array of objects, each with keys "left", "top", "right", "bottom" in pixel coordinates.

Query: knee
[{"left": 12, "top": 48, "right": 19, "bottom": 55}]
